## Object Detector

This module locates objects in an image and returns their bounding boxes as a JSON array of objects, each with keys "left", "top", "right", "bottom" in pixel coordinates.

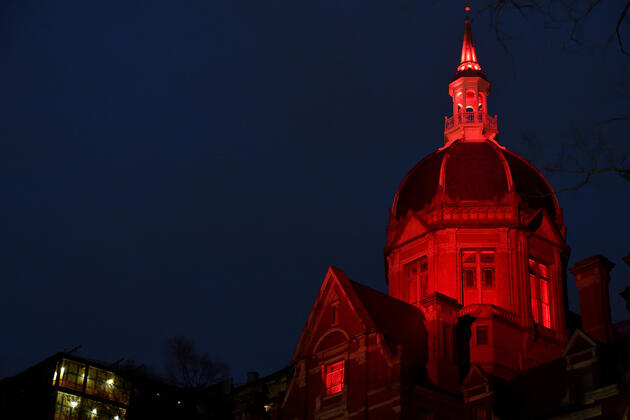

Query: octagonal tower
[{"left": 384, "top": 18, "right": 570, "bottom": 381}]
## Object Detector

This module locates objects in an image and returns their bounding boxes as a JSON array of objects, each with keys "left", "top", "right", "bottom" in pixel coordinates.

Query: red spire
[{"left": 457, "top": 18, "right": 482, "bottom": 72}]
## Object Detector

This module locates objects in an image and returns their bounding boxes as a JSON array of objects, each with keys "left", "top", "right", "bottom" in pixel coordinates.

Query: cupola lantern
[{"left": 444, "top": 16, "right": 498, "bottom": 144}]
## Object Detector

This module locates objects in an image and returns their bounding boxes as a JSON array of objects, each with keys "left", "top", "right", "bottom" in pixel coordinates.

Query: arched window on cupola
[{"left": 465, "top": 106, "right": 475, "bottom": 122}]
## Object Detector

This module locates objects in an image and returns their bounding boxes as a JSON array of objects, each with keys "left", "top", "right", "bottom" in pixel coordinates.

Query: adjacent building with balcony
[
  {"left": 0, "top": 352, "right": 130, "bottom": 420},
  {"left": 0, "top": 351, "right": 237, "bottom": 419}
]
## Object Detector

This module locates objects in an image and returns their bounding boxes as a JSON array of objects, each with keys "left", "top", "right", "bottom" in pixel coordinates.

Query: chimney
[{"left": 569, "top": 255, "right": 615, "bottom": 343}]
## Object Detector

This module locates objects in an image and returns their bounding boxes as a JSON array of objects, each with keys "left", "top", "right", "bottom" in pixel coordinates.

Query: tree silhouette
[
  {"left": 163, "top": 337, "right": 229, "bottom": 389},
  {"left": 475, "top": 0, "right": 630, "bottom": 191}
]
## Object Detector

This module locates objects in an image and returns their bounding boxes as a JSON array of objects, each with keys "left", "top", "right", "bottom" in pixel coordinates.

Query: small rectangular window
[
  {"left": 482, "top": 268, "right": 494, "bottom": 288},
  {"left": 324, "top": 361, "right": 345, "bottom": 395},
  {"left": 476, "top": 326, "right": 488, "bottom": 345},
  {"left": 464, "top": 269, "right": 476, "bottom": 288}
]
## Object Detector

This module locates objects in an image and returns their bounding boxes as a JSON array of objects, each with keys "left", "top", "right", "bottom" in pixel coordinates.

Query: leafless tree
[
  {"left": 164, "top": 336, "right": 229, "bottom": 388},
  {"left": 475, "top": 0, "right": 630, "bottom": 191},
  {"left": 476, "top": 1, "right": 630, "bottom": 56}
]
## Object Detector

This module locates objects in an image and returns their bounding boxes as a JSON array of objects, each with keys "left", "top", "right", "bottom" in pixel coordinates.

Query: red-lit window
[
  {"left": 540, "top": 263, "right": 552, "bottom": 328},
  {"left": 404, "top": 256, "right": 428, "bottom": 305},
  {"left": 462, "top": 250, "right": 495, "bottom": 289},
  {"left": 463, "top": 252, "right": 476, "bottom": 288},
  {"left": 530, "top": 272, "right": 540, "bottom": 324},
  {"left": 476, "top": 326, "right": 488, "bottom": 345},
  {"left": 323, "top": 361, "right": 344, "bottom": 395},
  {"left": 473, "top": 405, "right": 488, "bottom": 420},
  {"left": 480, "top": 252, "right": 494, "bottom": 288},
  {"left": 482, "top": 268, "right": 494, "bottom": 288},
  {"left": 529, "top": 257, "right": 553, "bottom": 329}
]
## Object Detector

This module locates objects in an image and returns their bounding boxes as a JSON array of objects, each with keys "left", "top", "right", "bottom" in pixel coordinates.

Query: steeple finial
[{"left": 457, "top": 4, "right": 482, "bottom": 73}]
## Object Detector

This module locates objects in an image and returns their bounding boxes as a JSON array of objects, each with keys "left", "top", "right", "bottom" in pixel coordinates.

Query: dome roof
[{"left": 392, "top": 140, "right": 559, "bottom": 220}]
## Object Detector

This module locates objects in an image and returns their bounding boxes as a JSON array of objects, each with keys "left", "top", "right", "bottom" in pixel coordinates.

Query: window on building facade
[
  {"left": 54, "top": 359, "right": 86, "bottom": 391},
  {"left": 462, "top": 251, "right": 476, "bottom": 288},
  {"left": 476, "top": 326, "right": 488, "bottom": 345},
  {"left": 323, "top": 360, "right": 345, "bottom": 395},
  {"left": 473, "top": 404, "right": 488, "bottom": 420},
  {"left": 462, "top": 250, "right": 495, "bottom": 289},
  {"left": 85, "top": 366, "right": 130, "bottom": 404},
  {"left": 54, "top": 391, "right": 126, "bottom": 420},
  {"left": 404, "top": 256, "right": 428, "bottom": 305},
  {"left": 54, "top": 391, "right": 81, "bottom": 420},
  {"left": 529, "top": 257, "right": 553, "bottom": 329}
]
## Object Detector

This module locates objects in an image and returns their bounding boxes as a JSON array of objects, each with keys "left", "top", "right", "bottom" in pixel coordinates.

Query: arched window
[{"left": 465, "top": 106, "right": 475, "bottom": 122}]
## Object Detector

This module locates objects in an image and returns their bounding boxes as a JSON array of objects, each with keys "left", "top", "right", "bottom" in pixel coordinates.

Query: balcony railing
[{"left": 445, "top": 111, "right": 497, "bottom": 131}]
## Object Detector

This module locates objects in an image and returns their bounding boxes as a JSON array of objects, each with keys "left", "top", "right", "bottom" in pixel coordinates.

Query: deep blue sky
[{"left": 1, "top": 1, "right": 629, "bottom": 383}]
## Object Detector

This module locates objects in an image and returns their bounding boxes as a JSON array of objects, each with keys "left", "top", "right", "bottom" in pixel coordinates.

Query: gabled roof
[
  {"left": 291, "top": 267, "right": 427, "bottom": 360},
  {"left": 563, "top": 329, "right": 598, "bottom": 357},
  {"left": 525, "top": 208, "right": 566, "bottom": 245},
  {"left": 349, "top": 280, "right": 427, "bottom": 353},
  {"left": 461, "top": 364, "right": 491, "bottom": 391}
]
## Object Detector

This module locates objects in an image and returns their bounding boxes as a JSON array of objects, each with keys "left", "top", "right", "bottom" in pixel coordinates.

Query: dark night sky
[{"left": 1, "top": 1, "right": 629, "bottom": 383}]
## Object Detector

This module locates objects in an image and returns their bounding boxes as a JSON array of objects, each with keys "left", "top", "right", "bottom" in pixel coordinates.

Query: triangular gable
[
  {"left": 526, "top": 209, "right": 564, "bottom": 245},
  {"left": 461, "top": 364, "right": 490, "bottom": 390},
  {"left": 389, "top": 213, "right": 431, "bottom": 248},
  {"left": 291, "top": 266, "right": 376, "bottom": 361},
  {"left": 562, "top": 329, "right": 598, "bottom": 357}
]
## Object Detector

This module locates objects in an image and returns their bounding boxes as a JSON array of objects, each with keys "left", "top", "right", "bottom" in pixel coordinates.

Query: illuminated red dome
[{"left": 392, "top": 140, "right": 559, "bottom": 220}]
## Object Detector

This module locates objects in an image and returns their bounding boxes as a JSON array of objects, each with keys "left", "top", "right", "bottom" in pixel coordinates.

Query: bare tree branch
[
  {"left": 477, "top": 0, "right": 630, "bottom": 56},
  {"left": 164, "top": 336, "right": 229, "bottom": 388},
  {"left": 616, "top": 1, "right": 630, "bottom": 56}
]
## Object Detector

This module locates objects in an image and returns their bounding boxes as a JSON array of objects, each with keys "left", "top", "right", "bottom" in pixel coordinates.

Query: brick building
[{"left": 275, "top": 16, "right": 630, "bottom": 420}]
